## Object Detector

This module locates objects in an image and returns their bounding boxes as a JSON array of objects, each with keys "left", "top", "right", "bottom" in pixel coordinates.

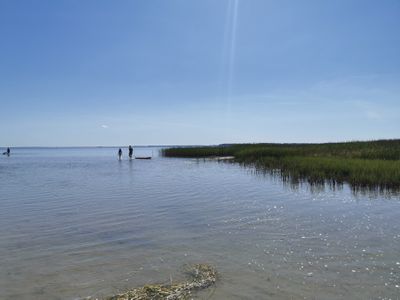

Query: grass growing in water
[{"left": 162, "top": 140, "right": 400, "bottom": 191}]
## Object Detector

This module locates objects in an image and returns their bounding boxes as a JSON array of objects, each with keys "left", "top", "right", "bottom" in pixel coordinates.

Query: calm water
[{"left": 1, "top": 147, "right": 399, "bottom": 300}]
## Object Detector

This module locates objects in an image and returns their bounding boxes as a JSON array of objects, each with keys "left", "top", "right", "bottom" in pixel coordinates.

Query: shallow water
[{"left": 0, "top": 147, "right": 399, "bottom": 299}]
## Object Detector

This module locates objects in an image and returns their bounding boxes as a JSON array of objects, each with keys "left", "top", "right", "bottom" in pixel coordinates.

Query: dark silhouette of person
[
  {"left": 6, "top": 148, "right": 10, "bottom": 156},
  {"left": 118, "top": 148, "right": 122, "bottom": 160},
  {"left": 128, "top": 145, "right": 133, "bottom": 160}
]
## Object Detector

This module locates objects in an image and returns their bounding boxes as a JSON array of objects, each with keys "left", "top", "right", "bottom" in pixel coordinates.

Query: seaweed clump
[{"left": 106, "top": 264, "right": 217, "bottom": 300}]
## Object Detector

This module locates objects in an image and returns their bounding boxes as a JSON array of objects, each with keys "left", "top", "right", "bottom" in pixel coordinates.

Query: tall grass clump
[
  {"left": 162, "top": 146, "right": 236, "bottom": 158},
  {"left": 246, "top": 156, "right": 400, "bottom": 191},
  {"left": 162, "top": 139, "right": 400, "bottom": 191}
]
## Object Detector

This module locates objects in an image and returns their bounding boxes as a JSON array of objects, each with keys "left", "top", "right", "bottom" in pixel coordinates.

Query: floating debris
[
  {"left": 214, "top": 156, "right": 235, "bottom": 161},
  {"left": 106, "top": 264, "right": 217, "bottom": 300}
]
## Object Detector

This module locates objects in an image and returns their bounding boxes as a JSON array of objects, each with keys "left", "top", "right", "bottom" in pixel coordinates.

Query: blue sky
[{"left": 0, "top": 0, "right": 399, "bottom": 146}]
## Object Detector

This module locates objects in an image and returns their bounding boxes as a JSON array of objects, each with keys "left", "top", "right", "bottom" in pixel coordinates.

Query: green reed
[{"left": 162, "top": 140, "right": 400, "bottom": 190}]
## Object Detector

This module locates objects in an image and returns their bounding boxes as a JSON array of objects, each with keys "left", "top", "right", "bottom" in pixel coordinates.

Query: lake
[{"left": 0, "top": 147, "right": 399, "bottom": 299}]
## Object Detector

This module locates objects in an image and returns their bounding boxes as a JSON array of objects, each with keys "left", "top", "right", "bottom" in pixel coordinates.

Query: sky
[{"left": 0, "top": 0, "right": 399, "bottom": 146}]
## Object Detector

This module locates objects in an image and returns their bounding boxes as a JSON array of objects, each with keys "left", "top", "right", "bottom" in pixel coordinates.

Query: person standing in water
[
  {"left": 128, "top": 145, "right": 133, "bottom": 160},
  {"left": 118, "top": 148, "right": 122, "bottom": 160},
  {"left": 3, "top": 147, "right": 10, "bottom": 156}
]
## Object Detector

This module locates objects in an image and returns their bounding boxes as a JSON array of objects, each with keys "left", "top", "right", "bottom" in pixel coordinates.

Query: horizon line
[{"left": 1, "top": 138, "right": 399, "bottom": 149}]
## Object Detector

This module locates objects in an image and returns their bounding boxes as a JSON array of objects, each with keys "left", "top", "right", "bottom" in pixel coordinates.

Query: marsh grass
[{"left": 162, "top": 140, "right": 400, "bottom": 191}]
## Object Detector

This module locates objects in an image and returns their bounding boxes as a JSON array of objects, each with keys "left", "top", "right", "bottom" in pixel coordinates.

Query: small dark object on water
[
  {"left": 118, "top": 148, "right": 122, "bottom": 160},
  {"left": 135, "top": 156, "right": 152, "bottom": 160}
]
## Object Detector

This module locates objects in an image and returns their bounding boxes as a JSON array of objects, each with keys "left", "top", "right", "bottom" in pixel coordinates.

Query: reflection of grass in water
[
  {"left": 106, "top": 264, "right": 216, "bottom": 300},
  {"left": 162, "top": 140, "right": 400, "bottom": 191},
  {"left": 248, "top": 156, "right": 400, "bottom": 193}
]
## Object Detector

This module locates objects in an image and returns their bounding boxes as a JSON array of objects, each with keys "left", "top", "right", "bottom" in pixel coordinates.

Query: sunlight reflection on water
[{"left": 0, "top": 148, "right": 399, "bottom": 299}]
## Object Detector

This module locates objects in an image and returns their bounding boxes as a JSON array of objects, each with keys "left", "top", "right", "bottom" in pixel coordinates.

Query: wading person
[
  {"left": 3, "top": 147, "right": 10, "bottom": 156},
  {"left": 118, "top": 148, "right": 122, "bottom": 160},
  {"left": 128, "top": 145, "right": 133, "bottom": 160}
]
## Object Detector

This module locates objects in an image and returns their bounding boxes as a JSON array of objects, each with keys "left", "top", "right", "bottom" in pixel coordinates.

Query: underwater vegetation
[
  {"left": 162, "top": 140, "right": 400, "bottom": 191},
  {"left": 105, "top": 264, "right": 217, "bottom": 300}
]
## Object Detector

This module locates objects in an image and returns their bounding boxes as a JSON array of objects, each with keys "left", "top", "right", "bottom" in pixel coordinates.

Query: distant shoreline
[{"left": 0, "top": 145, "right": 175, "bottom": 149}]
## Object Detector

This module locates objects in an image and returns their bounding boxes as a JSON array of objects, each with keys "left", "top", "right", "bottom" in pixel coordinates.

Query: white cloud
[{"left": 101, "top": 124, "right": 109, "bottom": 129}]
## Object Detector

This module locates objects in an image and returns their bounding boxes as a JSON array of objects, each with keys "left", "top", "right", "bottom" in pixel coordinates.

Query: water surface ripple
[{"left": 0, "top": 147, "right": 399, "bottom": 299}]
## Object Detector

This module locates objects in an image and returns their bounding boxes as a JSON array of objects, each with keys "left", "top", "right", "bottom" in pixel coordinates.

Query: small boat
[{"left": 135, "top": 156, "right": 152, "bottom": 160}]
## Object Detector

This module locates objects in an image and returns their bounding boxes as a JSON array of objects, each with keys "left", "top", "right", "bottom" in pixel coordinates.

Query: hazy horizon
[{"left": 3, "top": 138, "right": 400, "bottom": 149}]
